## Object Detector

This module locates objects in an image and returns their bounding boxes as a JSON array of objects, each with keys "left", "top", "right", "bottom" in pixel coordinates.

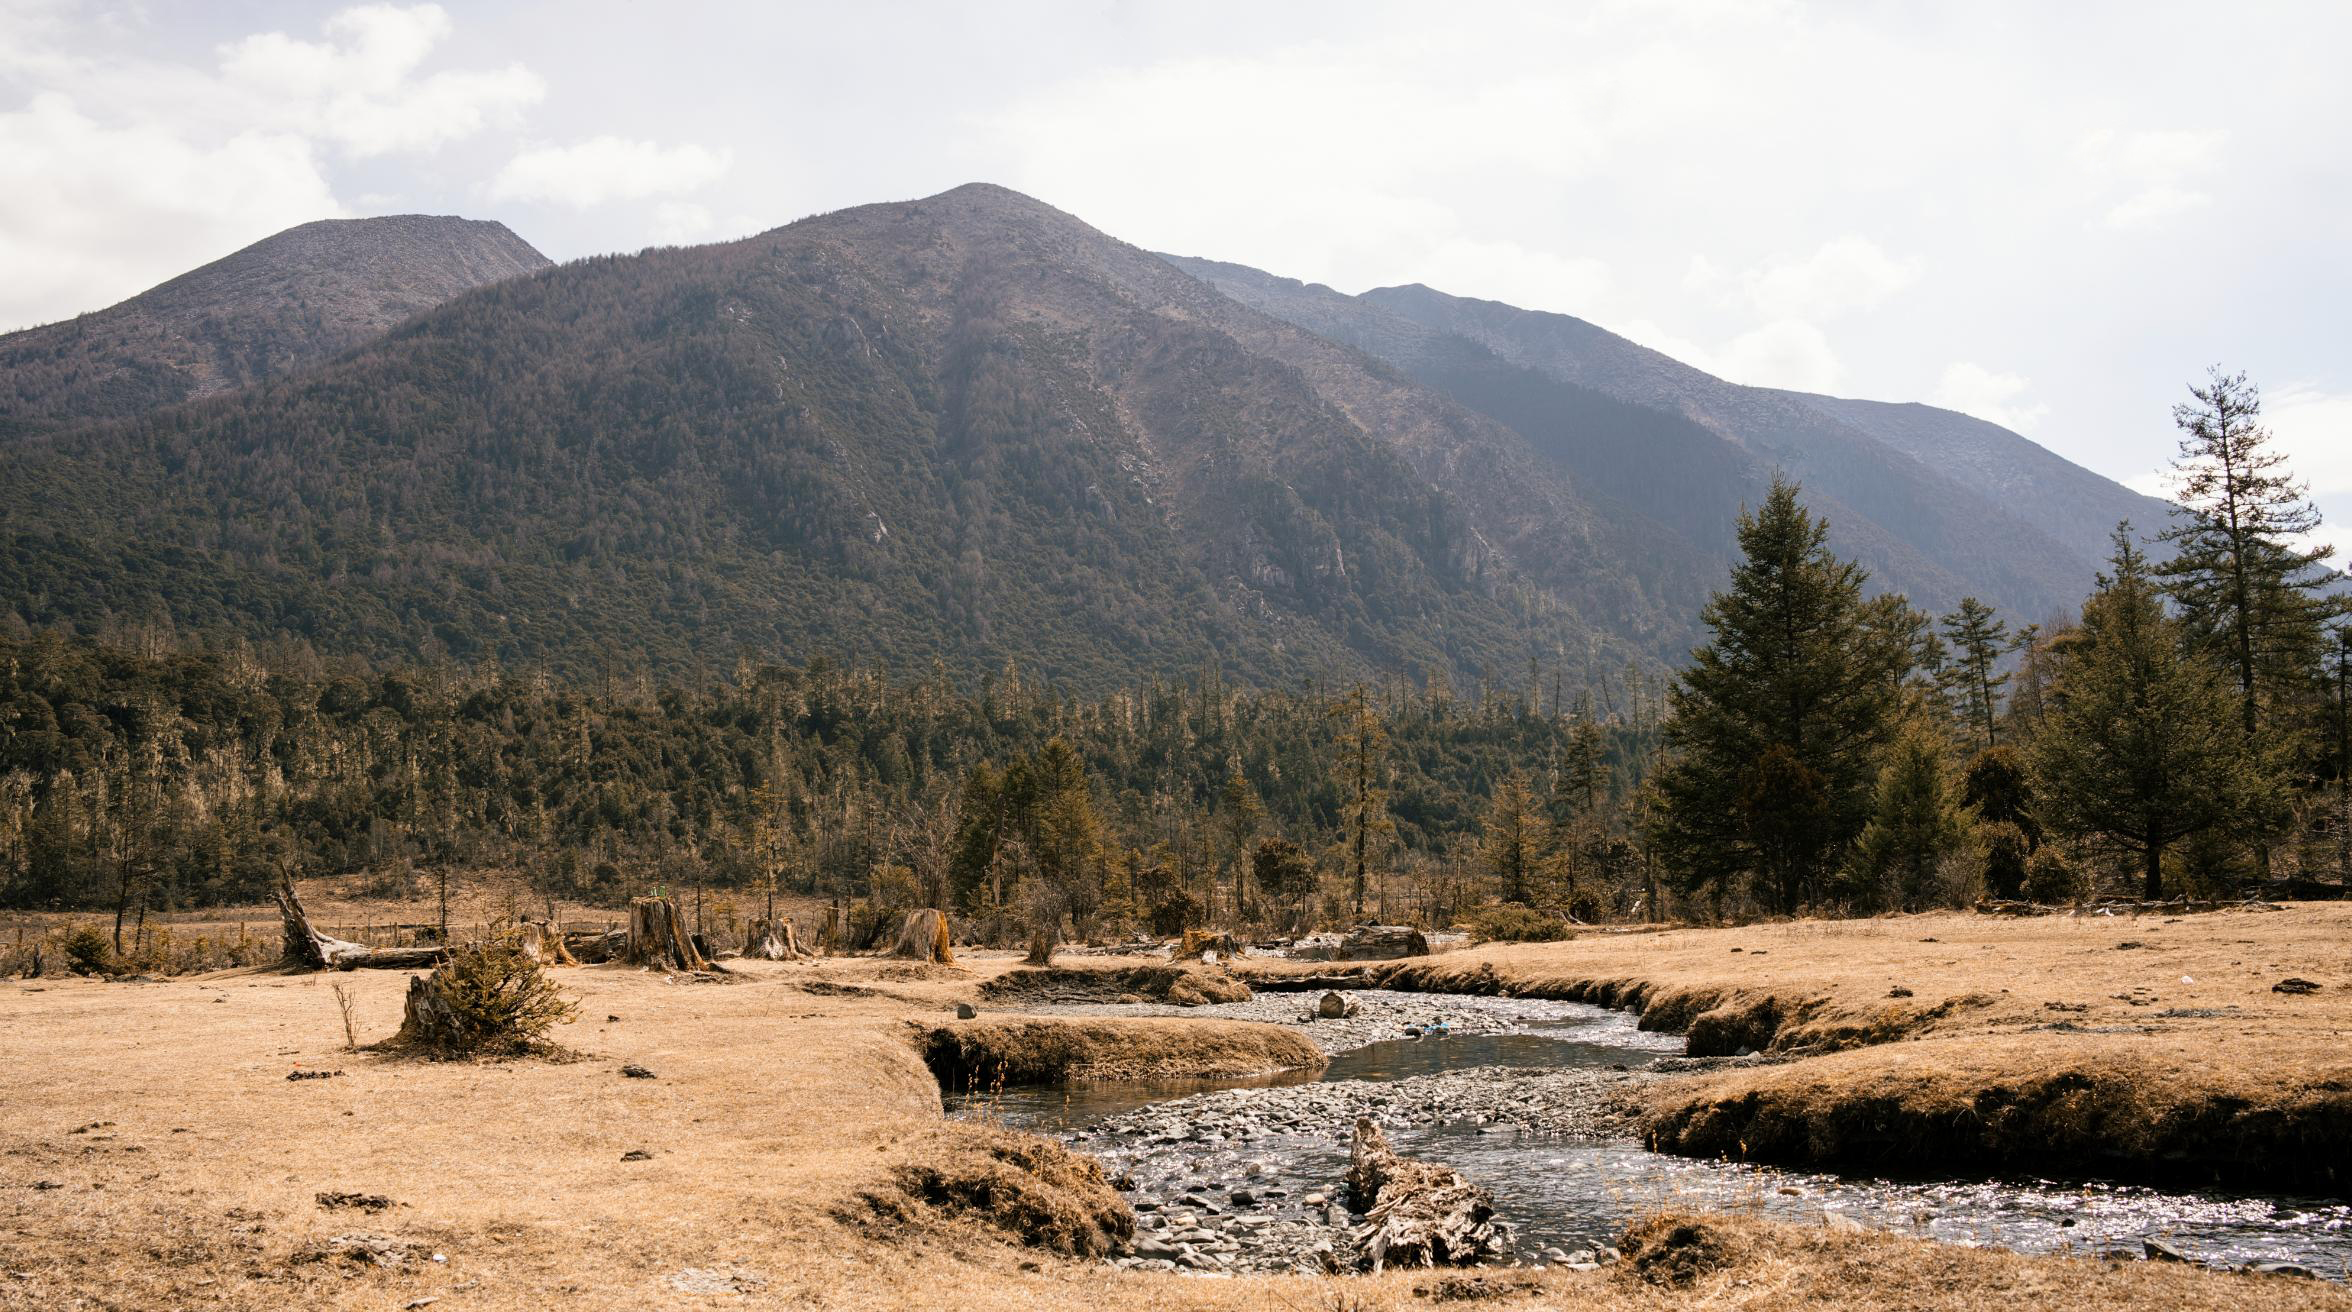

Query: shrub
[
  {"left": 60, "top": 926, "right": 114, "bottom": 976},
  {"left": 390, "top": 936, "right": 577, "bottom": 1057},
  {"left": 1979, "top": 821, "right": 2030, "bottom": 900},
  {"left": 1466, "top": 904, "right": 1571, "bottom": 942},
  {"left": 2022, "top": 847, "right": 2079, "bottom": 904}
]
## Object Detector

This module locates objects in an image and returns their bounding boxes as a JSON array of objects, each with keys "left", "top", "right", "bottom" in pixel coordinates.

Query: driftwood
[
  {"left": 624, "top": 897, "right": 710, "bottom": 972},
  {"left": 1345, "top": 1118, "right": 1507, "bottom": 1271},
  {"left": 1337, "top": 925, "right": 1430, "bottom": 961},
  {"left": 1172, "top": 929, "right": 1241, "bottom": 962},
  {"left": 1245, "top": 970, "right": 1371, "bottom": 993},
  {"left": 742, "top": 918, "right": 805, "bottom": 961},
  {"left": 565, "top": 929, "right": 625, "bottom": 964},
  {"left": 276, "top": 880, "right": 444, "bottom": 972},
  {"left": 890, "top": 908, "right": 954, "bottom": 964}
]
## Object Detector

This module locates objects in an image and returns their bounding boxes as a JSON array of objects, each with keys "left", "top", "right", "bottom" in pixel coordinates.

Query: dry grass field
[
  {"left": 3, "top": 902, "right": 2349, "bottom": 1309},
  {"left": 1265, "top": 903, "right": 2352, "bottom": 1189}
]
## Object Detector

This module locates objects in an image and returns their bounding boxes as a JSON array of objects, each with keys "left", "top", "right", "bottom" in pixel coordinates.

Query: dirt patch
[
  {"left": 980, "top": 964, "right": 1251, "bottom": 1007},
  {"left": 918, "top": 1016, "right": 1325, "bottom": 1089},
  {"left": 1618, "top": 1212, "right": 1748, "bottom": 1288},
  {"left": 865, "top": 1123, "right": 1133, "bottom": 1257}
]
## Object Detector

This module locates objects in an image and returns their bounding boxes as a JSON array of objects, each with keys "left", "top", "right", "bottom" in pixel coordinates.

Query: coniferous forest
[{"left": 8, "top": 370, "right": 2345, "bottom": 953}]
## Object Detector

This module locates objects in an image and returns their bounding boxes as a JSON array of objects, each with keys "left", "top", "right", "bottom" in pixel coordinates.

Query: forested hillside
[
  {"left": 0, "top": 215, "right": 549, "bottom": 435},
  {"left": 0, "top": 633, "right": 1655, "bottom": 927},
  {"left": 0, "top": 185, "right": 1668, "bottom": 692}
]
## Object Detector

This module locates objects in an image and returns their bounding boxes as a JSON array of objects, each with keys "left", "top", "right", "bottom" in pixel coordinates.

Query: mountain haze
[
  {"left": 1169, "top": 255, "right": 2172, "bottom": 628},
  {"left": 0, "top": 215, "right": 550, "bottom": 436}
]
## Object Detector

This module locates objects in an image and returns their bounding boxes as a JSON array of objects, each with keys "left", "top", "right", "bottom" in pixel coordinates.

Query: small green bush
[
  {"left": 393, "top": 937, "right": 577, "bottom": 1057},
  {"left": 1466, "top": 904, "right": 1571, "bottom": 942},
  {"left": 60, "top": 926, "right": 114, "bottom": 976},
  {"left": 2022, "top": 847, "right": 2079, "bottom": 904}
]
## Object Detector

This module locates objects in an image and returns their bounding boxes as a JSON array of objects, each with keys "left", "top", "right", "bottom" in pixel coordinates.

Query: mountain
[
  {"left": 1168, "top": 256, "right": 2171, "bottom": 627},
  {"left": 0, "top": 215, "right": 550, "bottom": 436},
  {"left": 0, "top": 185, "right": 1671, "bottom": 691}
]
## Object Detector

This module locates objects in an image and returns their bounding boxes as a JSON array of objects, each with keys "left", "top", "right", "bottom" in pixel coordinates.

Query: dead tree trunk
[
  {"left": 1345, "top": 1118, "right": 1506, "bottom": 1271},
  {"left": 625, "top": 897, "right": 710, "bottom": 971},
  {"left": 889, "top": 908, "right": 953, "bottom": 964},
  {"left": 1023, "top": 927, "right": 1056, "bottom": 966},
  {"left": 276, "top": 879, "right": 443, "bottom": 971},
  {"left": 516, "top": 920, "right": 577, "bottom": 966},
  {"left": 742, "top": 918, "right": 804, "bottom": 961}
]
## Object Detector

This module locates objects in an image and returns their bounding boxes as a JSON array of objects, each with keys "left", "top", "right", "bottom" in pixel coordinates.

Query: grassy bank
[
  {"left": 1243, "top": 904, "right": 2352, "bottom": 1190},
  {"left": 921, "top": 1016, "right": 1325, "bottom": 1089}
]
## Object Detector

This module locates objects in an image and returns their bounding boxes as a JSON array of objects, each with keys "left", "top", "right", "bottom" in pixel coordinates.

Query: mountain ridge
[{"left": 0, "top": 214, "right": 550, "bottom": 436}]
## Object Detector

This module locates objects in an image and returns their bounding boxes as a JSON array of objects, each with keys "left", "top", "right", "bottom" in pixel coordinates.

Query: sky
[{"left": 2, "top": 0, "right": 2346, "bottom": 543}]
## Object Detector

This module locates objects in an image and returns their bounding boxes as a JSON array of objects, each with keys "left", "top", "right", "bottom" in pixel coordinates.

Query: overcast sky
[{"left": 4, "top": 0, "right": 2346, "bottom": 542}]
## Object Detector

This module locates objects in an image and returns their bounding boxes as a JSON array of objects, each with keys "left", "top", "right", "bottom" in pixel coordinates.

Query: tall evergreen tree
[
  {"left": 1218, "top": 766, "right": 1264, "bottom": 919},
  {"left": 1329, "top": 683, "right": 1392, "bottom": 918},
  {"left": 2034, "top": 528, "right": 2253, "bottom": 899},
  {"left": 1652, "top": 477, "right": 1899, "bottom": 913},
  {"left": 1846, "top": 722, "right": 1972, "bottom": 911},
  {"left": 1941, "top": 597, "right": 2010, "bottom": 749},
  {"left": 1479, "top": 768, "right": 1547, "bottom": 905},
  {"left": 2156, "top": 369, "right": 2339, "bottom": 879}
]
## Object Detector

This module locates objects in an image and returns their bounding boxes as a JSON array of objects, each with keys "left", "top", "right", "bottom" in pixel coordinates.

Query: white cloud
[
  {"left": 1713, "top": 319, "right": 1844, "bottom": 393},
  {"left": 2267, "top": 385, "right": 2352, "bottom": 496},
  {"left": 491, "top": 137, "right": 733, "bottom": 208},
  {"left": 0, "top": 4, "right": 542, "bottom": 329},
  {"left": 0, "top": 93, "right": 341, "bottom": 329},
  {"left": 1413, "top": 238, "right": 1612, "bottom": 315},
  {"left": 1738, "top": 236, "right": 1920, "bottom": 320},
  {"left": 1616, "top": 316, "right": 1844, "bottom": 393},
  {"left": 2079, "top": 127, "right": 2228, "bottom": 232},
  {"left": 1930, "top": 361, "right": 2050, "bottom": 433}
]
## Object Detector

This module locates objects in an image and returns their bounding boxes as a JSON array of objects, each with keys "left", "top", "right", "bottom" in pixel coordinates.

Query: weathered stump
[
  {"left": 1173, "top": 929, "right": 1240, "bottom": 962},
  {"left": 742, "top": 918, "right": 804, "bottom": 961},
  {"left": 890, "top": 908, "right": 953, "bottom": 964},
  {"left": 625, "top": 897, "right": 709, "bottom": 972},
  {"left": 1345, "top": 1118, "right": 1505, "bottom": 1271},
  {"left": 516, "top": 920, "right": 577, "bottom": 966},
  {"left": 1023, "top": 927, "right": 1056, "bottom": 966}
]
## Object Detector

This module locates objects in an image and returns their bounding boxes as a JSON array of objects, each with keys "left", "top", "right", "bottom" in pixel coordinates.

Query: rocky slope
[{"left": 0, "top": 214, "right": 550, "bottom": 435}]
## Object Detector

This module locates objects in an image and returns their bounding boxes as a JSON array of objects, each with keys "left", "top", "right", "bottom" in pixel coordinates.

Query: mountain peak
[{"left": 1, "top": 214, "right": 549, "bottom": 434}]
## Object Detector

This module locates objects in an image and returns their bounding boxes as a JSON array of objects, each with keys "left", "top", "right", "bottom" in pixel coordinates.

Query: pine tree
[
  {"left": 1652, "top": 477, "right": 1900, "bottom": 913},
  {"left": 1218, "top": 766, "right": 1264, "bottom": 920},
  {"left": 2033, "top": 528, "right": 2254, "bottom": 899},
  {"left": 1479, "top": 769, "right": 1547, "bottom": 905},
  {"left": 1941, "top": 597, "right": 2010, "bottom": 749},
  {"left": 2157, "top": 369, "right": 2339, "bottom": 877},
  {"left": 1329, "top": 683, "right": 1392, "bottom": 918},
  {"left": 1846, "top": 723, "right": 1971, "bottom": 910}
]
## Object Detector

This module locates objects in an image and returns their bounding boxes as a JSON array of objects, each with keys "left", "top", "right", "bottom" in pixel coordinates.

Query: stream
[{"left": 948, "top": 990, "right": 2352, "bottom": 1278}]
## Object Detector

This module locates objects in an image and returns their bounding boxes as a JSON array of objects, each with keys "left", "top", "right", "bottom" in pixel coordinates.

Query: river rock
[{"left": 1318, "top": 991, "right": 1357, "bottom": 1019}]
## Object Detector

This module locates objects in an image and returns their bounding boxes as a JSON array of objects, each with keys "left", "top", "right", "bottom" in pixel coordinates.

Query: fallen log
[
  {"left": 890, "top": 908, "right": 953, "bottom": 964},
  {"left": 276, "top": 880, "right": 444, "bottom": 972},
  {"left": 625, "top": 897, "right": 710, "bottom": 972},
  {"left": 1345, "top": 1118, "right": 1507, "bottom": 1271},
  {"left": 1239, "top": 971, "right": 1370, "bottom": 993}
]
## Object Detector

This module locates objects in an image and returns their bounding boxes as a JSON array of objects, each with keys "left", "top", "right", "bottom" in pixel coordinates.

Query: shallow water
[{"left": 951, "top": 995, "right": 2352, "bottom": 1277}]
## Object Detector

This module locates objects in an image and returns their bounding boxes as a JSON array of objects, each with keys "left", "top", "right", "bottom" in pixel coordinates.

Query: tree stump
[
  {"left": 516, "top": 920, "right": 577, "bottom": 966},
  {"left": 1173, "top": 929, "right": 1240, "bottom": 962},
  {"left": 890, "top": 908, "right": 953, "bottom": 964},
  {"left": 625, "top": 897, "right": 709, "bottom": 972},
  {"left": 1024, "top": 927, "right": 1056, "bottom": 966},
  {"left": 743, "top": 918, "right": 804, "bottom": 961},
  {"left": 1345, "top": 1118, "right": 1506, "bottom": 1271}
]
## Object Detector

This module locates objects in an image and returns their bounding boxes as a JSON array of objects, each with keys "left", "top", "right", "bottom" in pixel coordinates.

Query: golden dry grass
[
  {"left": 922, "top": 1016, "right": 1326, "bottom": 1088},
  {"left": 1251, "top": 903, "right": 2352, "bottom": 1189},
  {"left": 2, "top": 911, "right": 2348, "bottom": 1309}
]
